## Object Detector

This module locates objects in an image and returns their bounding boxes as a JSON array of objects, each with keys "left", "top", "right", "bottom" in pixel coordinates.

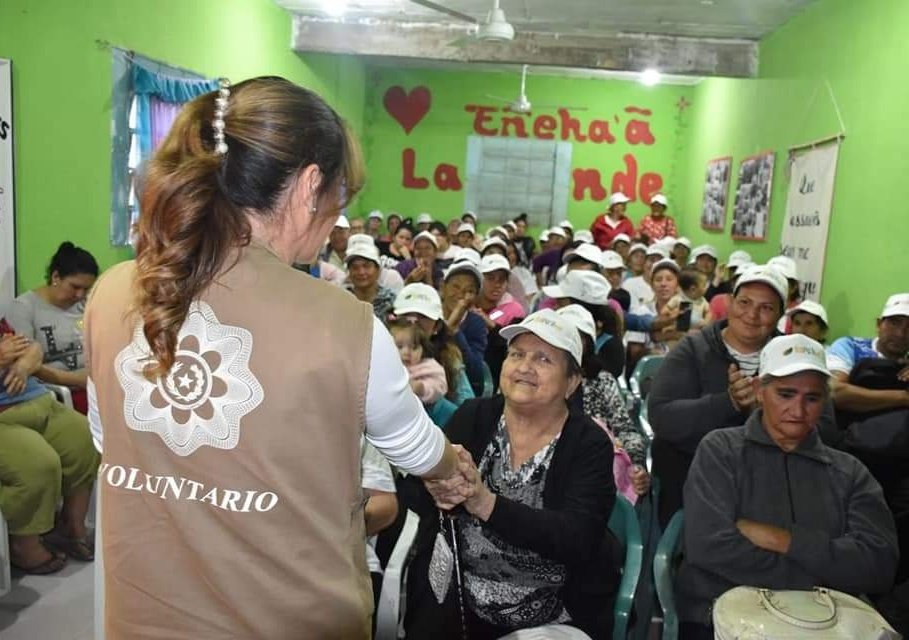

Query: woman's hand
[
  {"left": 444, "top": 293, "right": 475, "bottom": 333},
  {"left": 406, "top": 262, "right": 429, "bottom": 285},
  {"left": 3, "top": 362, "right": 29, "bottom": 396},
  {"left": 458, "top": 448, "right": 497, "bottom": 521},
  {"left": 0, "top": 334, "right": 30, "bottom": 368}
]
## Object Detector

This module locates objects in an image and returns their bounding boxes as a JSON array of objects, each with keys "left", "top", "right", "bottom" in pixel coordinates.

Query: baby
[
  {"left": 388, "top": 319, "right": 448, "bottom": 405},
  {"left": 665, "top": 267, "right": 712, "bottom": 333}
]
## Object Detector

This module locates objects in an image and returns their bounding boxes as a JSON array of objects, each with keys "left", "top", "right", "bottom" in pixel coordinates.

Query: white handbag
[{"left": 712, "top": 586, "right": 901, "bottom": 639}]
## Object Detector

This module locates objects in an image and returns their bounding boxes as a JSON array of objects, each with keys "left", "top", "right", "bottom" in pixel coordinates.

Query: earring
[{"left": 310, "top": 205, "right": 317, "bottom": 214}]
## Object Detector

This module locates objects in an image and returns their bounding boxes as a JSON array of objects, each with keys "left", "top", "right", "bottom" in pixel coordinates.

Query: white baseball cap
[
  {"left": 759, "top": 334, "right": 830, "bottom": 379},
  {"left": 462, "top": 211, "right": 478, "bottom": 222},
  {"left": 548, "top": 226, "right": 568, "bottom": 239},
  {"left": 413, "top": 230, "right": 438, "bottom": 249},
  {"left": 456, "top": 223, "right": 476, "bottom": 236},
  {"left": 444, "top": 261, "right": 482, "bottom": 285},
  {"left": 556, "top": 304, "right": 597, "bottom": 343},
  {"left": 453, "top": 248, "right": 481, "bottom": 266},
  {"left": 500, "top": 309, "right": 584, "bottom": 366},
  {"left": 539, "top": 229, "right": 551, "bottom": 242},
  {"left": 691, "top": 244, "right": 718, "bottom": 260},
  {"left": 628, "top": 243, "right": 647, "bottom": 256},
  {"left": 504, "top": 221, "right": 518, "bottom": 231},
  {"left": 334, "top": 215, "right": 350, "bottom": 229},
  {"left": 609, "top": 192, "right": 631, "bottom": 206},
  {"left": 543, "top": 270, "right": 611, "bottom": 305},
  {"left": 728, "top": 250, "right": 753, "bottom": 269},
  {"left": 347, "top": 233, "right": 376, "bottom": 250},
  {"left": 574, "top": 230, "right": 595, "bottom": 244},
  {"left": 674, "top": 237, "right": 692, "bottom": 249},
  {"left": 651, "top": 194, "right": 669, "bottom": 206},
  {"left": 787, "top": 300, "right": 829, "bottom": 327},
  {"left": 393, "top": 283, "right": 443, "bottom": 321},
  {"left": 555, "top": 264, "right": 568, "bottom": 283},
  {"left": 481, "top": 237, "right": 508, "bottom": 254},
  {"left": 611, "top": 233, "right": 631, "bottom": 247},
  {"left": 562, "top": 243, "right": 603, "bottom": 267},
  {"left": 881, "top": 293, "right": 909, "bottom": 319},
  {"left": 416, "top": 213, "right": 433, "bottom": 225},
  {"left": 768, "top": 255, "right": 799, "bottom": 281},
  {"left": 558, "top": 219, "right": 574, "bottom": 231},
  {"left": 487, "top": 226, "right": 509, "bottom": 240},
  {"left": 345, "top": 243, "right": 380, "bottom": 266},
  {"left": 367, "top": 209, "right": 383, "bottom": 220},
  {"left": 479, "top": 254, "right": 511, "bottom": 275},
  {"left": 734, "top": 264, "right": 789, "bottom": 306},
  {"left": 600, "top": 250, "right": 625, "bottom": 271},
  {"left": 651, "top": 258, "right": 681, "bottom": 275},
  {"left": 647, "top": 244, "right": 670, "bottom": 259}
]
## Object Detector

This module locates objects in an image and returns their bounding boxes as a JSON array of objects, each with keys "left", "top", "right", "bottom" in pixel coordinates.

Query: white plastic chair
[
  {"left": 0, "top": 501, "right": 10, "bottom": 598},
  {"left": 44, "top": 383, "right": 74, "bottom": 409},
  {"left": 375, "top": 509, "right": 419, "bottom": 640}
]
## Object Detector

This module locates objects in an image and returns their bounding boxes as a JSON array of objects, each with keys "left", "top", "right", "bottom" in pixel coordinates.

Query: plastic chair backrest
[
  {"left": 608, "top": 496, "right": 644, "bottom": 640},
  {"left": 629, "top": 355, "right": 665, "bottom": 401},
  {"left": 653, "top": 510, "right": 685, "bottom": 640},
  {"left": 480, "top": 362, "right": 495, "bottom": 398},
  {"left": 375, "top": 510, "right": 420, "bottom": 640},
  {"left": 595, "top": 333, "right": 613, "bottom": 355}
]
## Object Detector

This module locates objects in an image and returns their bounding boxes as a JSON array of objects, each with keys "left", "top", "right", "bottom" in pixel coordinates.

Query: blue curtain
[{"left": 109, "top": 50, "right": 217, "bottom": 247}]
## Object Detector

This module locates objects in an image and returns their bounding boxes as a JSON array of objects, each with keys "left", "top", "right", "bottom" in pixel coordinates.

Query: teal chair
[
  {"left": 608, "top": 496, "right": 644, "bottom": 640},
  {"left": 653, "top": 510, "right": 685, "bottom": 640},
  {"left": 480, "top": 362, "right": 495, "bottom": 398},
  {"left": 629, "top": 355, "right": 665, "bottom": 402}
]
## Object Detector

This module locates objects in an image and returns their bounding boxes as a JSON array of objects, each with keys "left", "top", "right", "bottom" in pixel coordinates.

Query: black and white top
[
  {"left": 582, "top": 370, "right": 647, "bottom": 467},
  {"left": 459, "top": 415, "right": 570, "bottom": 629}
]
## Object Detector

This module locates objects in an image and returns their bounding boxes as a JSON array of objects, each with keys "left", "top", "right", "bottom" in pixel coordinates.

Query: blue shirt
[
  {"left": 0, "top": 376, "right": 48, "bottom": 407},
  {"left": 826, "top": 336, "right": 881, "bottom": 375}
]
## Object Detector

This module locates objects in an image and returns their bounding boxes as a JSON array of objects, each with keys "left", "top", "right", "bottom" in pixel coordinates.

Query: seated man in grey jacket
[{"left": 676, "top": 334, "right": 898, "bottom": 639}]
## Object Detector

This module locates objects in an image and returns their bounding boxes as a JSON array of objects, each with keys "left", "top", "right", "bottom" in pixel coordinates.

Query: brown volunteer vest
[{"left": 85, "top": 243, "right": 374, "bottom": 639}]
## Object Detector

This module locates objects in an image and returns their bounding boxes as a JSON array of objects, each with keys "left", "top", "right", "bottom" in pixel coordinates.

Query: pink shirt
[{"left": 488, "top": 293, "right": 527, "bottom": 327}]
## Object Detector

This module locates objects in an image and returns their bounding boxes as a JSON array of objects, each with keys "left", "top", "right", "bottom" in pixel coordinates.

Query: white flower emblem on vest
[{"left": 115, "top": 301, "right": 264, "bottom": 456}]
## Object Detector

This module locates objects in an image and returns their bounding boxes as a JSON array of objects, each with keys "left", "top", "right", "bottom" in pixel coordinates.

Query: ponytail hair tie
[{"left": 213, "top": 78, "right": 231, "bottom": 155}]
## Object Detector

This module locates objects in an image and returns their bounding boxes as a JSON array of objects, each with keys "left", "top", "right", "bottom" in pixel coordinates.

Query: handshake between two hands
[{"left": 424, "top": 445, "right": 497, "bottom": 522}]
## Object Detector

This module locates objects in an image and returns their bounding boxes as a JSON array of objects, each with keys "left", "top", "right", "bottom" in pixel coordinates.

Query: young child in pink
[{"left": 388, "top": 319, "right": 448, "bottom": 405}]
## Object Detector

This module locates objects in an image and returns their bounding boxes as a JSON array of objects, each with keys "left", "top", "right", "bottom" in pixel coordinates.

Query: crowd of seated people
[{"left": 3, "top": 190, "right": 905, "bottom": 639}]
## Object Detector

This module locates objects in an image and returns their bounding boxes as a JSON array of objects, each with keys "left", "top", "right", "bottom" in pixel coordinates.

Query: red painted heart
[{"left": 383, "top": 86, "right": 432, "bottom": 134}]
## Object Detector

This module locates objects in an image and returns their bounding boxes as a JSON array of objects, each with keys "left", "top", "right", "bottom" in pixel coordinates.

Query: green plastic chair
[
  {"left": 629, "top": 355, "right": 665, "bottom": 402},
  {"left": 480, "top": 362, "right": 495, "bottom": 398},
  {"left": 608, "top": 496, "right": 644, "bottom": 640},
  {"left": 653, "top": 510, "right": 685, "bottom": 640}
]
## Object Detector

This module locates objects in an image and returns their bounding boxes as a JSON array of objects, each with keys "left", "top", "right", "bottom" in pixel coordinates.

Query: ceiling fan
[
  {"left": 486, "top": 65, "right": 588, "bottom": 114},
  {"left": 408, "top": 0, "right": 516, "bottom": 42}
]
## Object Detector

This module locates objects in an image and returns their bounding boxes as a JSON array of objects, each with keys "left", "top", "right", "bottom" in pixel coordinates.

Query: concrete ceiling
[{"left": 277, "top": 0, "right": 818, "bottom": 78}]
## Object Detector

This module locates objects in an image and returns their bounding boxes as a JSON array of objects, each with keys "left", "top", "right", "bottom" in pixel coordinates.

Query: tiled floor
[{"left": 0, "top": 561, "right": 95, "bottom": 640}]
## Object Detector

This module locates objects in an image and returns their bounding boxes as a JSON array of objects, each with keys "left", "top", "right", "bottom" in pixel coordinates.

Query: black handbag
[{"left": 840, "top": 358, "right": 909, "bottom": 457}]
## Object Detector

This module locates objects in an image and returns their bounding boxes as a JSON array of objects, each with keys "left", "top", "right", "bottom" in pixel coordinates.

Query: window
[
  {"left": 110, "top": 49, "right": 217, "bottom": 247},
  {"left": 464, "top": 136, "right": 572, "bottom": 228}
]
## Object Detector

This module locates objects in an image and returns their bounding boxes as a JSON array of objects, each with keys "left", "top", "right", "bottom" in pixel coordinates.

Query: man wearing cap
[
  {"left": 637, "top": 194, "right": 678, "bottom": 243},
  {"left": 396, "top": 230, "right": 444, "bottom": 289},
  {"left": 366, "top": 210, "right": 383, "bottom": 239},
  {"left": 591, "top": 192, "right": 635, "bottom": 250},
  {"left": 649, "top": 265, "right": 835, "bottom": 525},
  {"left": 320, "top": 214, "right": 351, "bottom": 269},
  {"left": 676, "top": 334, "right": 898, "bottom": 638}
]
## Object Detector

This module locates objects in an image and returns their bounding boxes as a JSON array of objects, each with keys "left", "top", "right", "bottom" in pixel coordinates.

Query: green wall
[
  {"left": 676, "top": 0, "right": 909, "bottom": 339},
  {"left": 359, "top": 66, "right": 694, "bottom": 232},
  {"left": 0, "top": 0, "right": 365, "bottom": 292}
]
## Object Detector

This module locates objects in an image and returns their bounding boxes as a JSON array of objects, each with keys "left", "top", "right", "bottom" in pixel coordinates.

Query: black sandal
[
  {"left": 11, "top": 550, "right": 68, "bottom": 575},
  {"left": 43, "top": 531, "right": 95, "bottom": 562}
]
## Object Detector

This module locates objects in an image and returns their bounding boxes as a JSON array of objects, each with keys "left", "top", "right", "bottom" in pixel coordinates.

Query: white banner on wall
[
  {"left": 0, "top": 59, "right": 14, "bottom": 310},
  {"left": 780, "top": 139, "right": 842, "bottom": 302}
]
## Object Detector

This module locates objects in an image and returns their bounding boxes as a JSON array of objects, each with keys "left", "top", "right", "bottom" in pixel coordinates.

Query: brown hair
[
  {"left": 134, "top": 76, "right": 364, "bottom": 377},
  {"left": 387, "top": 318, "right": 434, "bottom": 360}
]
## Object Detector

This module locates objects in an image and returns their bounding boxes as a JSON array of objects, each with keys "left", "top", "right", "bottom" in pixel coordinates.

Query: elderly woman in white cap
[
  {"left": 405, "top": 309, "right": 620, "bottom": 640},
  {"left": 345, "top": 241, "right": 397, "bottom": 320},
  {"left": 591, "top": 192, "right": 634, "bottom": 250},
  {"left": 637, "top": 193, "right": 678, "bottom": 242}
]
